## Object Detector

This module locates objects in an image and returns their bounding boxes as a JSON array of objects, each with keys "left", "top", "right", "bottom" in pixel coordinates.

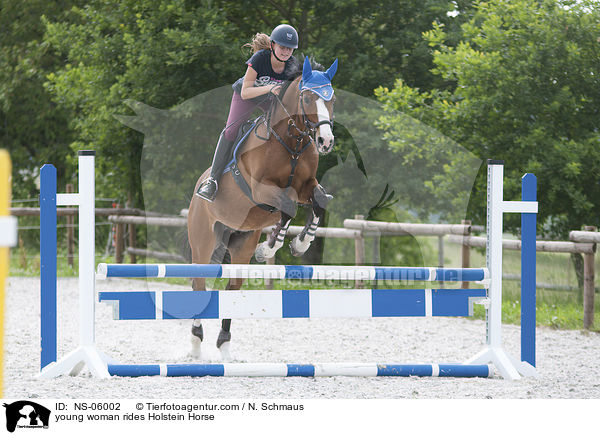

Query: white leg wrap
[
  {"left": 190, "top": 335, "right": 202, "bottom": 358},
  {"left": 255, "top": 220, "right": 290, "bottom": 261},
  {"left": 219, "top": 342, "right": 232, "bottom": 362},
  {"left": 291, "top": 215, "right": 319, "bottom": 255}
]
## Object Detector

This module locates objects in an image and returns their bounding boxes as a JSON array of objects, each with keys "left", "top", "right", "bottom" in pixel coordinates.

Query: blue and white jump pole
[{"left": 37, "top": 151, "right": 538, "bottom": 380}]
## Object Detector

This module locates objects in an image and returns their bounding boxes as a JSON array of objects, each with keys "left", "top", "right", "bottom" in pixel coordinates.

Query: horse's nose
[{"left": 317, "top": 135, "right": 334, "bottom": 153}]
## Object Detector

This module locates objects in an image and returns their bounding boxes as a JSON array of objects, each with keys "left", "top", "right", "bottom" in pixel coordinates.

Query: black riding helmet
[{"left": 270, "top": 24, "right": 298, "bottom": 49}]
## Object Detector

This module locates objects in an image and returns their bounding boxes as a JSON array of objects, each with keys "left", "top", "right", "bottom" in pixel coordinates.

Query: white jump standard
[{"left": 37, "top": 151, "right": 538, "bottom": 380}]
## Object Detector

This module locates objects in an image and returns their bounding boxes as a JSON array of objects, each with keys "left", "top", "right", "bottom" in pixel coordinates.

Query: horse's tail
[
  {"left": 180, "top": 230, "right": 193, "bottom": 264},
  {"left": 182, "top": 220, "right": 231, "bottom": 264},
  {"left": 210, "top": 222, "right": 231, "bottom": 264}
]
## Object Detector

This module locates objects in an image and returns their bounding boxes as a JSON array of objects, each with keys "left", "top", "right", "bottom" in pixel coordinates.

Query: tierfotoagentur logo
[{"left": 3, "top": 401, "right": 51, "bottom": 432}]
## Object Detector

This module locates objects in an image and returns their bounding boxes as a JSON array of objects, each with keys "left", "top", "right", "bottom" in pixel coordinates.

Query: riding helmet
[{"left": 270, "top": 24, "right": 298, "bottom": 49}]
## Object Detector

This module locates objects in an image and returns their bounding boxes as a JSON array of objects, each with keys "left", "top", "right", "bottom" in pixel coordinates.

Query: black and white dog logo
[{"left": 3, "top": 401, "right": 51, "bottom": 432}]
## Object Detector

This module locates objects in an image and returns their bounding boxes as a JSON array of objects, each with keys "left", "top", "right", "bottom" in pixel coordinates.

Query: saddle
[{"left": 223, "top": 118, "right": 278, "bottom": 213}]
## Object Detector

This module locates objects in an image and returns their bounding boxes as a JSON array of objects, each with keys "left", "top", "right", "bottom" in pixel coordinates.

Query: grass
[
  {"left": 434, "top": 237, "right": 600, "bottom": 332},
  {"left": 8, "top": 236, "right": 600, "bottom": 332}
]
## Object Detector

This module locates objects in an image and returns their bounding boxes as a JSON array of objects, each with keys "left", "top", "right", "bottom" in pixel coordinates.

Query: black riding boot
[{"left": 196, "top": 135, "right": 235, "bottom": 202}]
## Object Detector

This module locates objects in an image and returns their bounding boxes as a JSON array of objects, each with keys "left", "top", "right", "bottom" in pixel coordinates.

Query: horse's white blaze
[{"left": 315, "top": 98, "right": 334, "bottom": 152}]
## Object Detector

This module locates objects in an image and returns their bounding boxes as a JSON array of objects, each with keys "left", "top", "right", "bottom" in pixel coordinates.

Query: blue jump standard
[
  {"left": 97, "top": 263, "right": 487, "bottom": 282},
  {"left": 106, "top": 363, "right": 492, "bottom": 378},
  {"left": 98, "top": 288, "right": 487, "bottom": 320}
]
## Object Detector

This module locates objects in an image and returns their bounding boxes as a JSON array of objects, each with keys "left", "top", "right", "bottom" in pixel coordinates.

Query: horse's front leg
[
  {"left": 254, "top": 212, "right": 293, "bottom": 262},
  {"left": 290, "top": 184, "right": 333, "bottom": 257},
  {"left": 252, "top": 180, "right": 297, "bottom": 262}
]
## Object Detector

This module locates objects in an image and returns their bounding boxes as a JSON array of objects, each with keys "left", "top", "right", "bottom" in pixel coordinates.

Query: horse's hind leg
[
  {"left": 191, "top": 222, "right": 234, "bottom": 359},
  {"left": 190, "top": 279, "right": 206, "bottom": 358},
  {"left": 290, "top": 184, "right": 333, "bottom": 256},
  {"left": 188, "top": 203, "right": 218, "bottom": 358},
  {"left": 218, "top": 229, "right": 262, "bottom": 360}
]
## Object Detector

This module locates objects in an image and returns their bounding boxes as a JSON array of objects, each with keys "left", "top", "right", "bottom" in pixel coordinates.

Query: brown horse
[{"left": 187, "top": 58, "right": 338, "bottom": 359}]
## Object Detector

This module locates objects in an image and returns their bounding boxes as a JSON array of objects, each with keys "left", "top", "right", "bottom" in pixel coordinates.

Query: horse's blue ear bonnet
[{"left": 300, "top": 57, "right": 338, "bottom": 101}]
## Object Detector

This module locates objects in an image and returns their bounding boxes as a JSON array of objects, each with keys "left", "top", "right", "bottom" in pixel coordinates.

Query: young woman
[{"left": 196, "top": 24, "right": 299, "bottom": 202}]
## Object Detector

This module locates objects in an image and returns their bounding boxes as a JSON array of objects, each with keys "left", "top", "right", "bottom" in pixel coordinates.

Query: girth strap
[{"left": 227, "top": 160, "right": 278, "bottom": 213}]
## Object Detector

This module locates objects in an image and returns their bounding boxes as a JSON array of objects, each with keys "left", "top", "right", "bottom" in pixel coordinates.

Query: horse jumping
[{"left": 187, "top": 57, "right": 338, "bottom": 359}]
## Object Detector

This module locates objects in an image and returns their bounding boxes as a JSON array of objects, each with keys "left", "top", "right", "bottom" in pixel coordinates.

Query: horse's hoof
[
  {"left": 290, "top": 236, "right": 310, "bottom": 257},
  {"left": 289, "top": 242, "right": 303, "bottom": 257},
  {"left": 254, "top": 243, "right": 265, "bottom": 262},
  {"left": 254, "top": 242, "right": 274, "bottom": 262},
  {"left": 254, "top": 249, "right": 266, "bottom": 263}
]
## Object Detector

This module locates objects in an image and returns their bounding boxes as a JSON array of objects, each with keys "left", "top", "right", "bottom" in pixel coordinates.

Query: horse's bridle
[
  {"left": 268, "top": 84, "right": 333, "bottom": 151},
  {"left": 259, "top": 82, "right": 334, "bottom": 188},
  {"left": 299, "top": 84, "right": 335, "bottom": 133},
  {"left": 300, "top": 89, "right": 334, "bottom": 133}
]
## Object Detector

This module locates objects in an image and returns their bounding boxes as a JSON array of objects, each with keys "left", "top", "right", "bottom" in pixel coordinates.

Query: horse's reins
[{"left": 263, "top": 82, "right": 333, "bottom": 188}]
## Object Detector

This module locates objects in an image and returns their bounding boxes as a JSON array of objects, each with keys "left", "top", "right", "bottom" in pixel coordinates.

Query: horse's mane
[{"left": 288, "top": 55, "right": 324, "bottom": 80}]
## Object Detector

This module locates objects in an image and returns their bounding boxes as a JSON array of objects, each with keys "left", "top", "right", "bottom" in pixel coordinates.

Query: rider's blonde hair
[{"left": 244, "top": 33, "right": 271, "bottom": 53}]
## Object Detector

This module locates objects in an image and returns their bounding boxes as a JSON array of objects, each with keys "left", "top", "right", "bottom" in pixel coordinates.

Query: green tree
[
  {"left": 40, "top": 0, "right": 477, "bottom": 206},
  {"left": 0, "top": 0, "right": 82, "bottom": 199},
  {"left": 376, "top": 0, "right": 600, "bottom": 236},
  {"left": 217, "top": 0, "right": 476, "bottom": 96},
  {"left": 43, "top": 0, "right": 238, "bottom": 204}
]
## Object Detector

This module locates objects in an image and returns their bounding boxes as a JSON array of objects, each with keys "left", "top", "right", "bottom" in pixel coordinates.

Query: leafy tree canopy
[{"left": 376, "top": 0, "right": 600, "bottom": 236}]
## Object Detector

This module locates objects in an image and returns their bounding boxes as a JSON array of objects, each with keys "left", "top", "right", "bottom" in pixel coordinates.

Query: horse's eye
[{"left": 303, "top": 94, "right": 312, "bottom": 104}]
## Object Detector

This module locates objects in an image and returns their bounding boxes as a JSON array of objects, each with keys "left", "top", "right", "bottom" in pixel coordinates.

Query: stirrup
[{"left": 195, "top": 177, "right": 218, "bottom": 202}]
